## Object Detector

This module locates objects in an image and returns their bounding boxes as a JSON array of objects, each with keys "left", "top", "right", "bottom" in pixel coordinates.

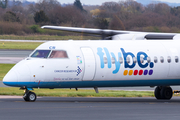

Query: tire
[
  {"left": 27, "top": 92, "right": 36, "bottom": 102},
  {"left": 154, "top": 86, "right": 161, "bottom": 99},
  {"left": 23, "top": 92, "right": 36, "bottom": 102},
  {"left": 160, "top": 87, "right": 173, "bottom": 100},
  {"left": 23, "top": 93, "right": 29, "bottom": 101}
]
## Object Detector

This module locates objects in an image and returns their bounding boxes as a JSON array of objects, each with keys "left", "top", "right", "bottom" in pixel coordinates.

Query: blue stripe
[{"left": 3, "top": 79, "right": 180, "bottom": 88}]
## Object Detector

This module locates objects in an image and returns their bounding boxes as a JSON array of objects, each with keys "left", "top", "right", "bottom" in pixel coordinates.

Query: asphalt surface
[
  {"left": 1, "top": 47, "right": 180, "bottom": 119},
  {"left": 0, "top": 96, "right": 180, "bottom": 120},
  {"left": 0, "top": 50, "right": 32, "bottom": 63},
  {"left": 0, "top": 49, "right": 32, "bottom": 57}
]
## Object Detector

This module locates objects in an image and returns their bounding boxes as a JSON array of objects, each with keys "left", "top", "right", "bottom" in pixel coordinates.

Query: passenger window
[
  {"left": 31, "top": 50, "right": 51, "bottom": 58},
  {"left": 160, "top": 56, "right": 164, "bottom": 63},
  {"left": 175, "top": 56, "right": 179, "bottom": 63},
  {"left": 119, "top": 57, "right": 123, "bottom": 64},
  {"left": 104, "top": 57, "right": 107, "bottom": 64},
  {"left": 126, "top": 57, "right": 130, "bottom": 63},
  {"left": 147, "top": 57, "right": 151, "bottom": 63},
  {"left": 133, "top": 57, "right": 137, "bottom": 63},
  {"left": 167, "top": 56, "right": 171, "bottom": 63},
  {"left": 49, "top": 50, "right": 68, "bottom": 58},
  {"left": 154, "top": 56, "right": 158, "bottom": 63},
  {"left": 140, "top": 57, "right": 144, "bottom": 63},
  {"left": 112, "top": 57, "right": 115, "bottom": 64}
]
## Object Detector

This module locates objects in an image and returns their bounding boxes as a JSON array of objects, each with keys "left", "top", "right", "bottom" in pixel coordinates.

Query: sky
[{"left": 50, "top": 0, "right": 180, "bottom": 5}]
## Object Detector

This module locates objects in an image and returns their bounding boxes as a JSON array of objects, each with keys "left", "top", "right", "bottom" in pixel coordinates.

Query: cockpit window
[
  {"left": 31, "top": 50, "right": 51, "bottom": 58},
  {"left": 49, "top": 50, "right": 68, "bottom": 58}
]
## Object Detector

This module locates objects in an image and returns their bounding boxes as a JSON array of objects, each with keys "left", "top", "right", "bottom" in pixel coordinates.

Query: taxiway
[{"left": 0, "top": 96, "right": 180, "bottom": 120}]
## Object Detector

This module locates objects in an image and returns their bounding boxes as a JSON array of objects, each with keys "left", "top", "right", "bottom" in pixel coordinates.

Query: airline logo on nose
[{"left": 97, "top": 47, "right": 154, "bottom": 75}]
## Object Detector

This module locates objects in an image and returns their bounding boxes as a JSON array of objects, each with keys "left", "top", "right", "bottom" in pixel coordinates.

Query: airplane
[{"left": 3, "top": 25, "right": 180, "bottom": 102}]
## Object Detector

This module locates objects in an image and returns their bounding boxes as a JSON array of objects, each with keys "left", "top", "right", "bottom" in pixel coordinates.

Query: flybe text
[{"left": 97, "top": 47, "right": 154, "bottom": 74}]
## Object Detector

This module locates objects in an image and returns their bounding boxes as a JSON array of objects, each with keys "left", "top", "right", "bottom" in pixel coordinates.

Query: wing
[
  {"left": 41, "top": 25, "right": 178, "bottom": 40},
  {"left": 41, "top": 25, "right": 130, "bottom": 36}
]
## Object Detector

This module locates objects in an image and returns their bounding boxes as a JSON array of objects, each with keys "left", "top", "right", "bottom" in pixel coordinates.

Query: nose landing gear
[
  {"left": 23, "top": 89, "right": 37, "bottom": 102},
  {"left": 154, "top": 86, "right": 173, "bottom": 100}
]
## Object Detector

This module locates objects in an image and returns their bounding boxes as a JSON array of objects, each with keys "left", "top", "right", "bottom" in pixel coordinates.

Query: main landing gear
[
  {"left": 154, "top": 86, "right": 173, "bottom": 100},
  {"left": 23, "top": 89, "right": 37, "bottom": 102}
]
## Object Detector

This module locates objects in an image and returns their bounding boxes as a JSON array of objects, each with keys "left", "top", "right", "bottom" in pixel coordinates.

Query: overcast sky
[{"left": 52, "top": 0, "right": 180, "bottom": 5}]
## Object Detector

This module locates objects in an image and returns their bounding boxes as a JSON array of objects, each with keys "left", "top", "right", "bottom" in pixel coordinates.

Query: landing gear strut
[
  {"left": 154, "top": 86, "right": 173, "bottom": 100},
  {"left": 23, "top": 89, "right": 37, "bottom": 102}
]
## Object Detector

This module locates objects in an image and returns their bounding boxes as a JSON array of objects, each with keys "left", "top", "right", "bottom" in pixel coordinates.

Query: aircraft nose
[{"left": 3, "top": 70, "right": 18, "bottom": 86}]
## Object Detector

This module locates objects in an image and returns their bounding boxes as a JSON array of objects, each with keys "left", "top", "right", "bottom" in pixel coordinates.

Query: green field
[
  {"left": 0, "top": 35, "right": 100, "bottom": 50},
  {"left": 0, "top": 64, "right": 180, "bottom": 97},
  {"left": 0, "top": 63, "right": 155, "bottom": 97},
  {"left": 0, "top": 35, "right": 100, "bottom": 40},
  {"left": 0, "top": 41, "right": 42, "bottom": 50},
  {"left": 0, "top": 64, "right": 15, "bottom": 81},
  {"left": 0, "top": 63, "right": 154, "bottom": 97},
  {"left": 0, "top": 87, "right": 155, "bottom": 97}
]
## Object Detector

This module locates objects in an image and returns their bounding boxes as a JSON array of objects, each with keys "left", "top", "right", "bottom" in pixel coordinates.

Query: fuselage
[{"left": 3, "top": 40, "right": 180, "bottom": 89}]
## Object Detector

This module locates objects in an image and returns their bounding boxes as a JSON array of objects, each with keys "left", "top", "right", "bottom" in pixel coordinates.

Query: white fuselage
[{"left": 3, "top": 40, "right": 180, "bottom": 89}]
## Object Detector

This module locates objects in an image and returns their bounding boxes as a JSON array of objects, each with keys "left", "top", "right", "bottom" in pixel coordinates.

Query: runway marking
[
  {"left": 0, "top": 57, "right": 24, "bottom": 64},
  {"left": 0, "top": 96, "right": 22, "bottom": 99},
  {"left": 0, "top": 96, "right": 42, "bottom": 99}
]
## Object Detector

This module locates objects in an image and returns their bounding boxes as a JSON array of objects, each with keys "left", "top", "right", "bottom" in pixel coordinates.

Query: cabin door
[{"left": 81, "top": 47, "right": 96, "bottom": 81}]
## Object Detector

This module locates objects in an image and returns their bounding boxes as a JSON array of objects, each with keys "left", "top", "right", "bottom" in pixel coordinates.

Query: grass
[
  {"left": 0, "top": 64, "right": 15, "bottom": 81},
  {"left": 0, "top": 35, "right": 100, "bottom": 40},
  {"left": 0, "top": 63, "right": 156, "bottom": 98},
  {"left": 1, "top": 64, "right": 179, "bottom": 98},
  {"left": 0, "top": 87, "right": 155, "bottom": 97},
  {"left": 0, "top": 41, "right": 42, "bottom": 50},
  {"left": 0, "top": 64, "right": 156, "bottom": 98},
  {"left": 0, "top": 35, "right": 100, "bottom": 50}
]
